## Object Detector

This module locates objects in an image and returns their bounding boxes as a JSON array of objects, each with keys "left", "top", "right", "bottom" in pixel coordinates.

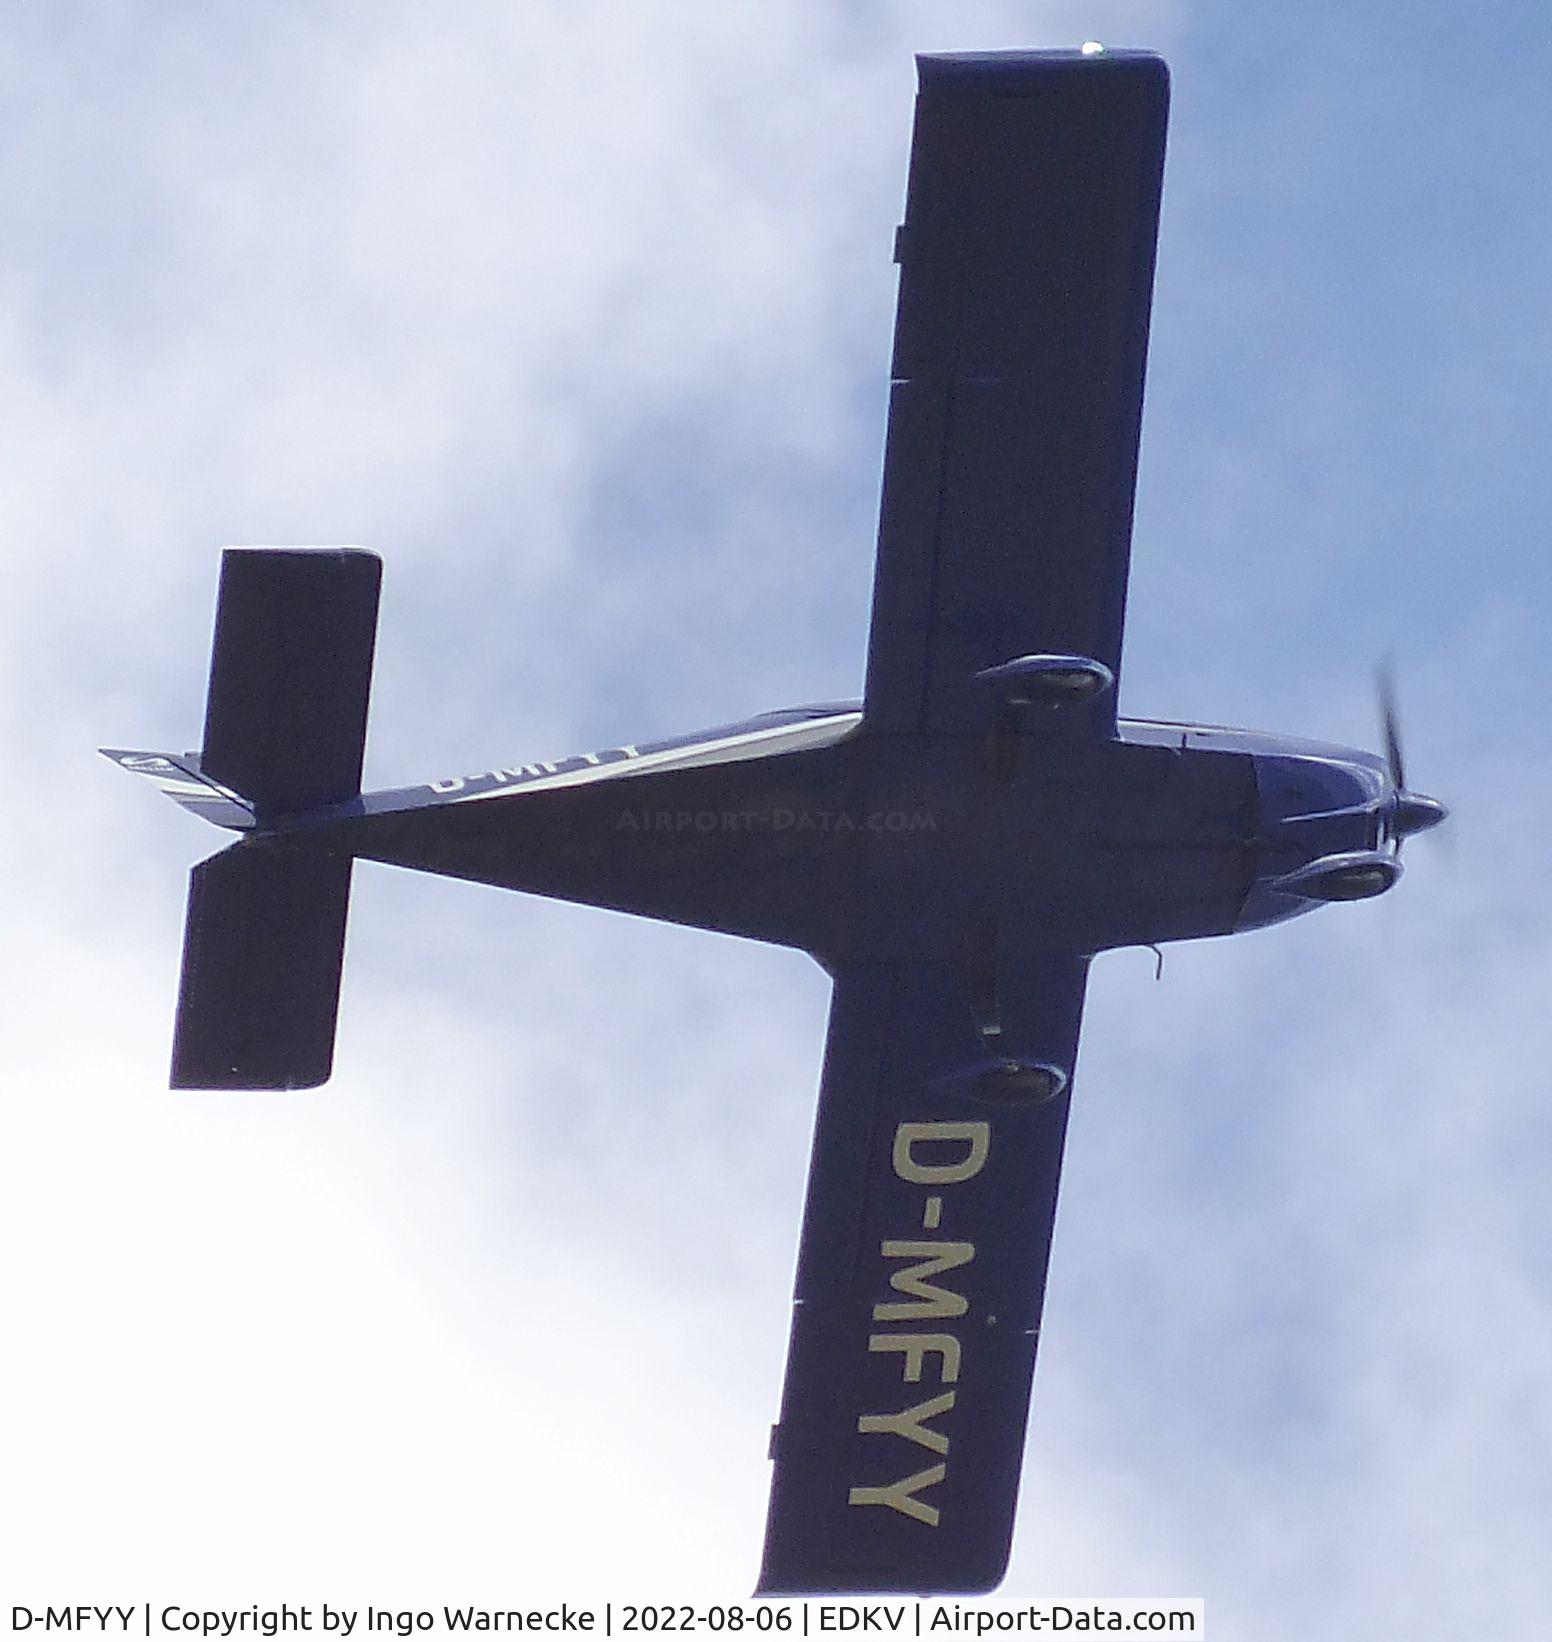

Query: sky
[{"left": 4, "top": 0, "right": 1550, "bottom": 1635}]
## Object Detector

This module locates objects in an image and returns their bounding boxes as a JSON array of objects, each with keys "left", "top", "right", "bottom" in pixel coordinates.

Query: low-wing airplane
[{"left": 105, "top": 49, "right": 1445, "bottom": 1595}]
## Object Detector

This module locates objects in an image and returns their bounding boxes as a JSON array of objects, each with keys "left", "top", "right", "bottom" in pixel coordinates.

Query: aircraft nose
[{"left": 1392, "top": 791, "right": 1448, "bottom": 840}]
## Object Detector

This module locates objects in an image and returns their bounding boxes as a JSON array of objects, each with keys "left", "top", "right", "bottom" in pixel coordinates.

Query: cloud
[{"left": 4, "top": 2, "right": 1548, "bottom": 1634}]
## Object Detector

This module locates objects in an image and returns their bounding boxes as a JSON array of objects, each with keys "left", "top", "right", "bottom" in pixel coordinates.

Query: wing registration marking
[{"left": 848, "top": 1119, "right": 991, "bottom": 1528}]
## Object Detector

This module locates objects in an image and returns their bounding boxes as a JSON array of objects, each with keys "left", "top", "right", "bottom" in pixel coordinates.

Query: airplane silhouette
[{"left": 105, "top": 47, "right": 1445, "bottom": 1595}]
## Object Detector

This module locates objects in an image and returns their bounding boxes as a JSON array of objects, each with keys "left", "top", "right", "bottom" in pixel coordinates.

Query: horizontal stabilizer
[
  {"left": 201, "top": 547, "right": 381, "bottom": 816},
  {"left": 172, "top": 841, "right": 353, "bottom": 1090}
]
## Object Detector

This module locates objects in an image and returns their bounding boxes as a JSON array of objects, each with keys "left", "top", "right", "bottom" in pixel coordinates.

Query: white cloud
[{"left": 3, "top": 3, "right": 1548, "bottom": 1635}]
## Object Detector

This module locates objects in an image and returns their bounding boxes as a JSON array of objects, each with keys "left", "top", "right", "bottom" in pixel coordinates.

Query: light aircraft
[{"left": 105, "top": 48, "right": 1445, "bottom": 1595}]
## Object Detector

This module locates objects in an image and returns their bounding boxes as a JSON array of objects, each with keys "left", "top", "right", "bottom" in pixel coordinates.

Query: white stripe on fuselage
[{"left": 427, "top": 711, "right": 863, "bottom": 806}]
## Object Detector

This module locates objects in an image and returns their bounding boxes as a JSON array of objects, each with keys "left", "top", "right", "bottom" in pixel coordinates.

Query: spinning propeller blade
[
  {"left": 1376, "top": 659, "right": 1447, "bottom": 851},
  {"left": 1377, "top": 656, "right": 1407, "bottom": 794}
]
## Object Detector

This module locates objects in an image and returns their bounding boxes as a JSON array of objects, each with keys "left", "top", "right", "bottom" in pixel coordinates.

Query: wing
[
  {"left": 862, "top": 51, "right": 1169, "bottom": 736},
  {"left": 758, "top": 949, "right": 1090, "bottom": 1594}
]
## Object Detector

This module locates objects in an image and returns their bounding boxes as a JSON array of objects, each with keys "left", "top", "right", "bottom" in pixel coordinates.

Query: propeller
[
  {"left": 1378, "top": 656, "right": 1407, "bottom": 794},
  {"left": 1376, "top": 658, "right": 1448, "bottom": 852}
]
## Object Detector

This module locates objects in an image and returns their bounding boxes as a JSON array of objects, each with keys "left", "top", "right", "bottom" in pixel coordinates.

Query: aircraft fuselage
[{"left": 268, "top": 703, "right": 1409, "bottom": 965}]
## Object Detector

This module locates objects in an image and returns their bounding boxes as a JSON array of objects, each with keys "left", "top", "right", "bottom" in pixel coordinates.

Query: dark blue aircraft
[{"left": 106, "top": 49, "right": 1444, "bottom": 1596}]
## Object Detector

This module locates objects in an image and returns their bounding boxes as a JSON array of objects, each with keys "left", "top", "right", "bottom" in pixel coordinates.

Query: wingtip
[{"left": 915, "top": 47, "right": 1169, "bottom": 90}]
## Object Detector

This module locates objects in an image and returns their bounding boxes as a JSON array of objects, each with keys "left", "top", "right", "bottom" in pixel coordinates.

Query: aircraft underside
[
  {"left": 342, "top": 728, "right": 1260, "bottom": 962},
  {"left": 104, "top": 47, "right": 1446, "bottom": 1596}
]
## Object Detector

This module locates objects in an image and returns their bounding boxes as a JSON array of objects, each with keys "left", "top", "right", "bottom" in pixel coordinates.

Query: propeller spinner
[{"left": 1378, "top": 660, "right": 1449, "bottom": 848}]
